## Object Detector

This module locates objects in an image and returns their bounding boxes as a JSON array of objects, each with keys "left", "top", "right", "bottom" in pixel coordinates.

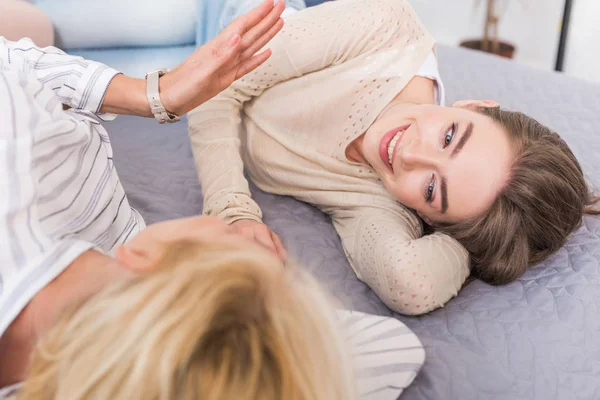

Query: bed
[{"left": 105, "top": 45, "right": 600, "bottom": 400}]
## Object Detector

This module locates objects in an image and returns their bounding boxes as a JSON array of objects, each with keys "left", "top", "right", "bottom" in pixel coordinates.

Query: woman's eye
[
  {"left": 427, "top": 182, "right": 434, "bottom": 200},
  {"left": 425, "top": 176, "right": 435, "bottom": 203},
  {"left": 444, "top": 123, "right": 456, "bottom": 148}
]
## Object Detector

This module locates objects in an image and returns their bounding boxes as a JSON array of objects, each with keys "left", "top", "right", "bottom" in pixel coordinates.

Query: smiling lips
[{"left": 379, "top": 124, "right": 410, "bottom": 171}]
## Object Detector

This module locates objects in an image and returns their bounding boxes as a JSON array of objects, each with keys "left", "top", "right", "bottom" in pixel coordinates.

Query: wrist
[
  {"left": 101, "top": 74, "right": 153, "bottom": 117},
  {"left": 158, "top": 72, "right": 179, "bottom": 116},
  {"left": 145, "top": 69, "right": 181, "bottom": 123},
  {"left": 131, "top": 76, "right": 154, "bottom": 118}
]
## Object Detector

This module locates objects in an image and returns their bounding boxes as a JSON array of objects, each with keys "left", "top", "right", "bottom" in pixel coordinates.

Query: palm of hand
[{"left": 160, "top": 0, "right": 285, "bottom": 116}]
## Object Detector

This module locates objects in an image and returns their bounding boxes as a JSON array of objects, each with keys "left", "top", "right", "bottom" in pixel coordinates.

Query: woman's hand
[
  {"left": 159, "top": 0, "right": 286, "bottom": 116},
  {"left": 230, "top": 219, "right": 288, "bottom": 261}
]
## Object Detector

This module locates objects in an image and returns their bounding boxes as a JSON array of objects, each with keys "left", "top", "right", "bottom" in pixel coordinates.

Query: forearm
[
  {"left": 0, "top": 250, "right": 130, "bottom": 387},
  {"left": 339, "top": 207, "right": 469, "bottom": 315},
  {"left": 98, "top": 74, "right": 153, "bottom": 117},
  {"left": 391, "top": 232, "right": 470, "bottom": 314},
  {"left": 189, "top": 99, "right": 263, "bottom": 223}
]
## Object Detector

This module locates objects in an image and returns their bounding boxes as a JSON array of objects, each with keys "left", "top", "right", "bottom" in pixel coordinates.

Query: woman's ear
[
  {"left": 116, "top": 245, "right": 156, "bottom": 271},
  {"left": 453, "top": 100, "right": 499, "bottom": 110}
]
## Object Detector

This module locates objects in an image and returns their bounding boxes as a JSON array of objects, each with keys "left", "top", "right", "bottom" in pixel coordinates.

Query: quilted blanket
[{"left": 105, "top": 45, "right": 600, "bottom": 400}]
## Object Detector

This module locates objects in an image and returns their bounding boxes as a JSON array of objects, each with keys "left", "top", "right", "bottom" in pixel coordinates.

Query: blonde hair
[{"left": 18, "top": 242, "right": 356, "bottom": 400}]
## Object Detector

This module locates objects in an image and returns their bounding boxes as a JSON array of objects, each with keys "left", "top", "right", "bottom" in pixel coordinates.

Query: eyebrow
[
  {"left": 442, "top": 122, "right": 474, "bottom": 214},
  {"left": 441, "top": 177, "right": 448, "bottom": 214},
  {"left": 451, "top": 122, "right": 474, "bottom": 159}
]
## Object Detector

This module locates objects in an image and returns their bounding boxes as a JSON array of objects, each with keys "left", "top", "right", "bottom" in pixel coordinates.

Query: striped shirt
[
  {"left": 337, "top": 310, "right": 425, "bottom": 399},
  {"left": 0, "top": 37, "right": 145, "bottom": 337}
]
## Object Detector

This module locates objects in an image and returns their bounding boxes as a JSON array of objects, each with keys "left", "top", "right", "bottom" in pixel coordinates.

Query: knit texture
[{"left": 188, "top": 0, "right": 469, "bottom": 315}]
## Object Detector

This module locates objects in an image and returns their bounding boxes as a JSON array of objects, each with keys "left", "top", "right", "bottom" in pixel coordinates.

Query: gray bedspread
[{"left": 104, "top": 45, "right": 600, "bottom": 400}]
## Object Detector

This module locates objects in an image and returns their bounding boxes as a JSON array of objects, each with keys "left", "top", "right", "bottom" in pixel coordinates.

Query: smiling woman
[
  {"left": 350, "top": 101, "right": 513, "bottom": 224},
  {"left": 188, "top": 0, "right": 597, "bottom": 314}
]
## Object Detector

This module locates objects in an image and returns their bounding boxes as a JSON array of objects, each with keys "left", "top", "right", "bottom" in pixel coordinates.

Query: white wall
[
  {"left": 564, "top": 0, "right": 600, "bottom": 83},
  {"left": 407, "top": 0, "right": 565, "bottom": 71}
]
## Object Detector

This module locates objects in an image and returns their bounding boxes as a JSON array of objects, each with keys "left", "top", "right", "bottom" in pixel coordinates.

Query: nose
[{"left": 398, "top": 137, "right": 444, "bottom": 171}]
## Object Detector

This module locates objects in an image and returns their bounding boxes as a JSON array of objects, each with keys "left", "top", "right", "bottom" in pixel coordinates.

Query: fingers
[
  {"left": 238, "top": 1, "right": 286, "bottom": 56},
  {"left": 229, "top": 220, "right": 286, "bottom": 262},
  {"left": 270, "top": 231, "right": 288, "bottom": 261},
  {"left": 253, "top": 226, "right": 278, "bottom": 255},
  {"left": 239, "top": 17, "right": 284, "bottom": 62},
  {"left": 235, "top": 49, "right": 273, "bottom": 80},
  {"left": 205, "top": 0, "right": 283, "bottom": 75},
  {"left": 229, "top": 0, "right": 285, "bottom": 37}
]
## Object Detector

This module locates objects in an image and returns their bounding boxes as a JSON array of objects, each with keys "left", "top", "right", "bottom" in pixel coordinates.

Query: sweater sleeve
[
  {"left": 188, "top": 0, "right": 427, "bottom": 223},
  {"left": 333, "top": 204, "right": 470, "bottom": 315}
]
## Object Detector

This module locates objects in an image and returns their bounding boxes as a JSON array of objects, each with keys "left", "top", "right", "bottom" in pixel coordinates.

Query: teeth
[{"left": 387, "top": 132, "right": 401, "bottom": 166}]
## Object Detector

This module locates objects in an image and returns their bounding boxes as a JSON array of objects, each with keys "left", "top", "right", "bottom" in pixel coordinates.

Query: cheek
[{"left": 382, "top": 175, "right": 421, "bottom": 208}]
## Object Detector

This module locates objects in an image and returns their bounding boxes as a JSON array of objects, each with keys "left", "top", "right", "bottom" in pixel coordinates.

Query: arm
[
  {"left": 189, "top": 0, "right": 421, "bottom": 223},
  {"left": 0, "top": 70, "right": 101, "bottom": 338},
  {"left": 0, "top": 36, "right": 121, "bottom": 116},
  {"left": 0, "top": 68, "right": 145, "bottom": 386},
  {"left": 0, "top": 0, "right": 285, "bottom": 118},
  {"left": 333, "top": 205, "right": 469, "bottom": 315},
  {"left": 0, "top": 69, "right": 122, "bottom": 385}
]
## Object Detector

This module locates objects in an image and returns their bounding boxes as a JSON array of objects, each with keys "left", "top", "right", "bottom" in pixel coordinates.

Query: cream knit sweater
[{"left": 188, "top": 0, "right": 469, "bottom": 315}]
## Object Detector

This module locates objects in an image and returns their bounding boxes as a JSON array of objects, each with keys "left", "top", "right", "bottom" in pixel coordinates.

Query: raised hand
[{"left": 159, "top": 0, "right": 286, "bottom": 116}]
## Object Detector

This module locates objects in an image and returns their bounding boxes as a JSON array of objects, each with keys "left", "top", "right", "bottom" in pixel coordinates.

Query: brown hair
[
  {"left": 17, "top": 242, "right": 356, "bottom": 400},
  {"left": 439, "top": 107, "right": 599, "bottom": 285}
]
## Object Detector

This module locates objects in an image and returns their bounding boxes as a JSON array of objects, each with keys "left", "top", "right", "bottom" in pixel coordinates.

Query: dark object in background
[
  {"left": 459, "top": 0, "right": 517, "bottom": 59},
  {"left": 460, "top": 39, "right": 516, "bottom": 59},
  {"left": 555, "top": 0, "right": 573, "bottom": 71}
]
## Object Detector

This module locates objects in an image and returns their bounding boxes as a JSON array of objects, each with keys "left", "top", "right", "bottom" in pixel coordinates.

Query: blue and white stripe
[
  {"left": 0, "top": 37, "right": 144, "bottom": 337},
  {"left": 337, "top": 310, "right": 425, "bottom": 399}
]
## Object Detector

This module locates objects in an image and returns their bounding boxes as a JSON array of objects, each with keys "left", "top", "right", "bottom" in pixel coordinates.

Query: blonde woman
[
  {"left": 2, "top": 216, "right": 424, "bottom": 399},
  {"left": 0, "top": 0, "right": 286, "bottom": 390}
]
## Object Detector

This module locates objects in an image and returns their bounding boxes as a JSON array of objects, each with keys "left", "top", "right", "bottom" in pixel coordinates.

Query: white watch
[{"left": 145, "top": 68, "right": 180, "bottom": 124}]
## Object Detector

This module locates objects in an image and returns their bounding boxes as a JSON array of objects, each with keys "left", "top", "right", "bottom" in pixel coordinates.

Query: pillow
[
  {"left": 33, "top": 0, "right": 196, "bottom": 49},
  {"left": 0, "top": 0, "right": 54, "bottom": 47}
]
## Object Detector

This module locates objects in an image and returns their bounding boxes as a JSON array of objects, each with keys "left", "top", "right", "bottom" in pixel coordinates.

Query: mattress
[{"left": 104, "top": 45, "right": 600, "bottom": 400}]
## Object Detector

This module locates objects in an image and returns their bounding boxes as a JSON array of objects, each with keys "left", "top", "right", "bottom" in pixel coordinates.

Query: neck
[
  {"left": 0, "top": 316, "right": 34, "bottom": 387},
  {"left": 0, "top": 251, "right": 130, "bottom": 387}
]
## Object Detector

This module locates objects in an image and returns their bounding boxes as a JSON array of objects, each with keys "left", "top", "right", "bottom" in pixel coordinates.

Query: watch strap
[{"left": 145, "top": 68, "right": 180, "bottom": 124}]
